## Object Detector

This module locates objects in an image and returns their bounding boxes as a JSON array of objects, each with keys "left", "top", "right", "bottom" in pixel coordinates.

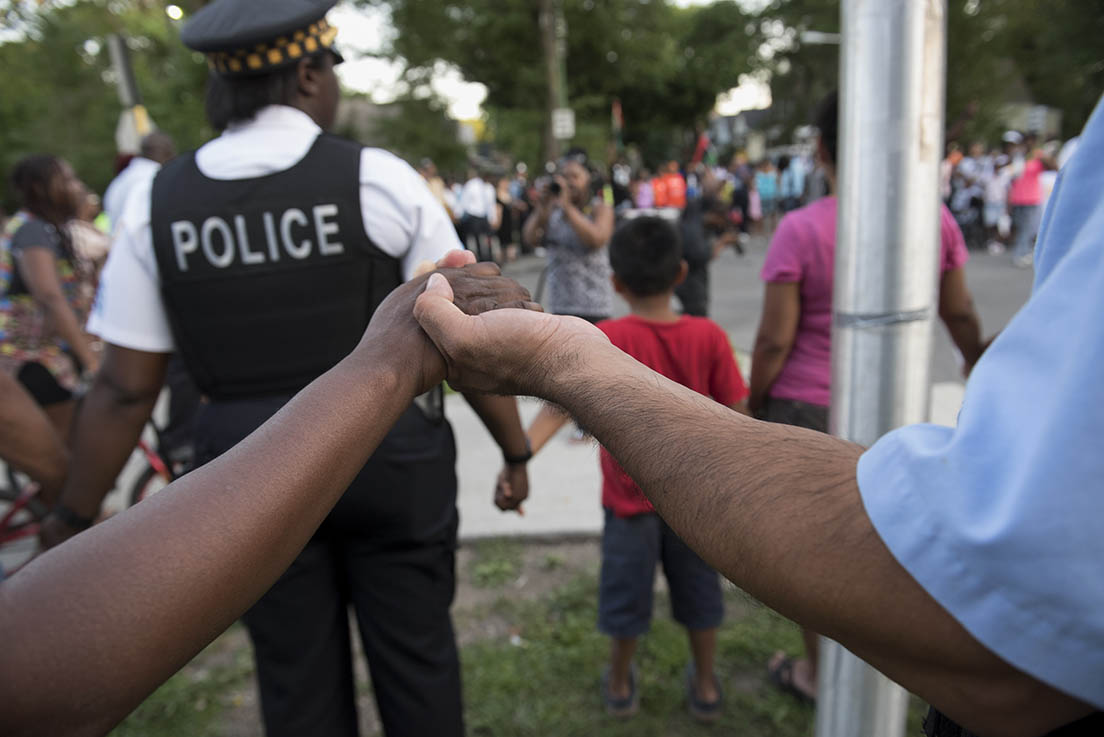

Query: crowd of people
[
  {"left": 0, "top": 1, "right": 1101, "bottom": 736},
  {"left": 941, "top": 131, "right": 1079, "bottom": 267}
]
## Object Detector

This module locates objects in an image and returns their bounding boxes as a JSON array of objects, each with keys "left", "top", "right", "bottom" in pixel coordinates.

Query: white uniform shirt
[
  {"left": 458, "top": 178, "right": 496, "bottom": 219},
  {"left": 102, "top": 156, "right": 161, "bottom": 234},
  {"left": 89, "top": 105, "right": 461, "bottom": 353}
]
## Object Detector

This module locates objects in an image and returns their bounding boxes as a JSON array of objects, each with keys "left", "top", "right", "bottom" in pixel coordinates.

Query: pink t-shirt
[
  {"left": 1008, "top": 158, "right": 1045, "bottom": 206},
  {"left": 760, "top": 197, "right": 968, "bottom": 407}
]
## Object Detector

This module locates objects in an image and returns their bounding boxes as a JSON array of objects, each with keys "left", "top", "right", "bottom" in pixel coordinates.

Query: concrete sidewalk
[{"left": 450, "top": 383, "right": 967, "bottom": 541}]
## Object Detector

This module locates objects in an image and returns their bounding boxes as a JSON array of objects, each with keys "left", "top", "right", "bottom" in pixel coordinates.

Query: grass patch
[
  {"left": 462, "top": 574, "right": 816, "bottom": 737},
  {"left": 109, "top": 625, "right": 253, "bottom": 737},
  {"left": 469, "top": 538, "right": 523, "bottom": 588}
]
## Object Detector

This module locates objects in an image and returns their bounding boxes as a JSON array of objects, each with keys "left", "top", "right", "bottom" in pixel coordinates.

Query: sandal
[
  {"left": 767, "top": 654, "right": 816, "bottom": 706},
  {"left": 685, "top": 662, "right": 723, "bottom": 722},
  {"left": 601, "top": 664, "right": 640, "bottom": 718}
]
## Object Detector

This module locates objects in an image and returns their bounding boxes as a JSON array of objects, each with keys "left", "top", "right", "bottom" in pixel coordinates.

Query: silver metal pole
[{"left": 818, "top": 0, "right": 947, "bottom": 735}]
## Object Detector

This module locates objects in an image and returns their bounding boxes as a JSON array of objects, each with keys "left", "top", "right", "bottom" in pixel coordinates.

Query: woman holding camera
[{"left": 523, "top": 150, "right": 615, "bottom": 322}]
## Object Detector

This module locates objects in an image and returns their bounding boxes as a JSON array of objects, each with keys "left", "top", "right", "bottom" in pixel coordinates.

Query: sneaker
[
  {"left": 1013, "top": 254, "right": 1034, "bottom": 269},
  {"left": 986, "top": 241, "right": 1005, "bottom": 255}
]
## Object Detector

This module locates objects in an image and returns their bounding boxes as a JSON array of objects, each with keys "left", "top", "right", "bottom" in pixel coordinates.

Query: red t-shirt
[
  {"left": 596, "top": 315, "right": 749, "bottom": 517},
  {"left": 661, "top": 172, "right": 687, "bottom": 209},
  {"left": 652, "top": 176, "right": 669, "bottom": 207}
]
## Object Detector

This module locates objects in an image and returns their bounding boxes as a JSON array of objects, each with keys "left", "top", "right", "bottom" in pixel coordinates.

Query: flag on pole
[{"left": 611, "top": 98, "right": 624, "bottom": 151}]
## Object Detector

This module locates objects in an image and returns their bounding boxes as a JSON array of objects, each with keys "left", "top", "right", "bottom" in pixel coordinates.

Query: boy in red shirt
[{"left": 512, "top": 216, "right": 749, "bottom": 720}]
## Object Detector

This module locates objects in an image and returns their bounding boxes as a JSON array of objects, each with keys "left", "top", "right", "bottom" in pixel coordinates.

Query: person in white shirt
[
  {"left": 458, "top": 169, "right": 498, "bottom": 261},
  {"left": 43, "top": 2, "right": 531, "bottom": 736},
  {"left": 100, "top": 132, "right": 175, "bottom": 234}
]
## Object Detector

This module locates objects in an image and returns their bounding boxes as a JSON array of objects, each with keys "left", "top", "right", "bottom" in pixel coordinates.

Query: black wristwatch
[
  {"left": 503, "top": 438, "right": 533, "bottom": 466},
  {"left": 50, "top": 503, "right": 94, "bottom": 532}
]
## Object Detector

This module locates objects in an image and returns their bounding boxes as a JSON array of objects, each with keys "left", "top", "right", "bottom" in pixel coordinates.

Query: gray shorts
[{"left": 598, "top": 509, "right": 723, "bottom": 638}]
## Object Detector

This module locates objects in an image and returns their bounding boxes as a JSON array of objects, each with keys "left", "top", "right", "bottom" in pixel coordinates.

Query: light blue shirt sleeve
[{"left": 857, "top": 95, "right": 1104, "bottom": 710}]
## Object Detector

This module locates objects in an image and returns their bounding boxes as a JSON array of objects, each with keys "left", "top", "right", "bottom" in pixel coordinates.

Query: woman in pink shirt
[
  {"left": 750, "top": 91, "right": 986, "bottom": 705},
  {"left": 1008, "top": 140, "right": 1057, "bottom": 268}
]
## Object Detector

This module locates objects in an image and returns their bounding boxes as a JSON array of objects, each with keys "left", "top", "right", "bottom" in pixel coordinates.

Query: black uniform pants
[
  {"left": 460, "top": 215, "right": 493, "bottom": 262},
  {"left": 196, "top": 397, "right": 463, "bottom": 737}
]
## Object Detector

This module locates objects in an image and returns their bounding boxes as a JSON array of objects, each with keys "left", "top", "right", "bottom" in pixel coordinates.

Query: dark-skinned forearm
[
  {"left": 748, "top": 341, "right": 790, "bottom": 412},
  {"left": 0, "top": 373, "right": 68, "bottom": 499},
  {"left": 941, "top": 310, "right": 983, "bottom": 368},
  {"left": 57, "top": 375, "right": 162, "bottom": 519},
  {"left": 0, "top": 345, "right": 419, "bottom": 737},
  {"left": 463, "top": 392, "right": 529, "bottom": 457}
]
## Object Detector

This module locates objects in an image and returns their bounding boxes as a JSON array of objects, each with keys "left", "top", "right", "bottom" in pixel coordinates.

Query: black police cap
[{"left": 181, "top": 0, "right": 342, "bottom": 77}]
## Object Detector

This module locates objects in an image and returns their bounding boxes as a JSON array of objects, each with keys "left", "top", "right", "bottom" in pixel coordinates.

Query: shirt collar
[{"left": 225, "top": 104, "right": 321, "bottom": 136}]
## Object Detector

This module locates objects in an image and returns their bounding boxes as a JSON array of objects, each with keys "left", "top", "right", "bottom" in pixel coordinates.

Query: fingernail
[{"left": 427, "top": 273, "right": 445, "bottom": 288}]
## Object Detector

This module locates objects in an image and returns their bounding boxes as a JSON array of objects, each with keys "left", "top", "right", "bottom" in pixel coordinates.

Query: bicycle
[{"left": 0, "top": 418, "right": 187, "bottom": 577}]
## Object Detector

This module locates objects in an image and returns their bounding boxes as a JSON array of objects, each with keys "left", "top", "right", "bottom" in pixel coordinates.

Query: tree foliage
[
  {"left": 361, "top": 0, "right": 754, "bottom": 167},
  {"left": 0, "top": 0, "right": 209, "bottom": 211},
  {"left": 752, "top": 0, "right": 1103, "bottom": 142}
]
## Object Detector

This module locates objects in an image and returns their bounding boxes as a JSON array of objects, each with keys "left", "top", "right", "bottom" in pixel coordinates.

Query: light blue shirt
[
  {"left": 780, "top": 161, "right": 806, "bottom": 199},
  {"left": 857, "top": 95, "right": 1104, "bottom": 711}
]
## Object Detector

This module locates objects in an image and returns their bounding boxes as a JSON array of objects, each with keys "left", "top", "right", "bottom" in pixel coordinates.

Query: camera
[{"left": 548, "top": 180, "right": 562, "bottom": 196}]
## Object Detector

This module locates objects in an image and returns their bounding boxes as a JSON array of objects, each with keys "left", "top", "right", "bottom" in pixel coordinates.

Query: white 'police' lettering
[
  {"left": 201, "top": 217, "right": 235, "bottom": 268},
  {"left": 262, "top": 212, "right": 280, "bottom": 262},
  {"left": 170, "top": 203, "right": 345, "bottom": 271},
  {"left": 235, "top": 215, "right": 265, "bottom": 265},
  {"left": 314, "top": 204, "right": 344, "bottom": 255},
  {"left": 171, "top": 221, "right": 199, "bottom": 271},
  {"left": 281, "top": 209, "right": 312, "bottom": 259}
]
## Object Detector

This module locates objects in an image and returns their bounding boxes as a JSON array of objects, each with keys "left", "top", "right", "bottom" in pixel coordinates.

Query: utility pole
[
  {"left": 107, "top": 34, "right": 153, "bottom": 153},
  {"left": 539, "top": 0, "right": 570, "bottom": 164},
  {"left": 820, "top": 1, "right": 947, "bottom": 735}
]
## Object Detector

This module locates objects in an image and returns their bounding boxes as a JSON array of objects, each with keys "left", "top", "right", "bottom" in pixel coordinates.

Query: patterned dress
[
  {"left": 0, "top": 211, "right": 95, "bottom": 392},
  {"left": 543, "top": 199, "right": 613, "bottom": 318}
]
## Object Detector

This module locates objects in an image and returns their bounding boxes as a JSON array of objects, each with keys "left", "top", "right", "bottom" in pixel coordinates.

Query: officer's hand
[
  {"left": 359, "top": 262, "right": 540, "bottom": 396},
  {"left": 412, "top": 272, "right": 609, "bottom": 397},
  {"left": 412, "top": 249, "right": 477, "bottom": 278},
  {"left": 494, "top": 464, "right": 529, "bottom": 514}
]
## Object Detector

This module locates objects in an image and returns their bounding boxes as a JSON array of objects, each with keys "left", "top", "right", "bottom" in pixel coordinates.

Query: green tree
[
  {"left": 752, "top": 0, "right": 1101, "bottom": 143},
  {"left": 360, "top": 0, "right": 754, "bottom": 167},
  {"left": 0, "top": 0, "right": 208, "bottom": 210},
  {"left": 362, "top": 93, "right": 469, "bottom": 173}
]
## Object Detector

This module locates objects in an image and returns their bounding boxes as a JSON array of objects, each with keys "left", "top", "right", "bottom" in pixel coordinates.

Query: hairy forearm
[
  {"left": 543, "top": 344, "right": 1085, "bottom": 736},
  {"left": 0, "top": 346, "right": 418, "bottom": 737},
  {"left": 464, "top": 392, "right": 529, "bottom": 457}
]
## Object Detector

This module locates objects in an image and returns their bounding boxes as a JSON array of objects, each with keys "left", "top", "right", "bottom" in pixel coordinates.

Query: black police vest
[{"left": 151, "top": 133, "right": 401, "bottom": 400}]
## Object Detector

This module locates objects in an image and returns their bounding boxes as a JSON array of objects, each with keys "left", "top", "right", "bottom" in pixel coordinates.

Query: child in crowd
[{"left": 500, "top": 216, "right": 749, "bottom": 721}]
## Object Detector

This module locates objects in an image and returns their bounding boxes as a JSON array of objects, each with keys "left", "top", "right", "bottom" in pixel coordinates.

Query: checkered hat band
[{"left": 207, "top": 18, "right": 337, "bottom": 76}]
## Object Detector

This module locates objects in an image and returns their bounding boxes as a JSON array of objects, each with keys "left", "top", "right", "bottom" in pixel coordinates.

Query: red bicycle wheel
[
  {"left": 128, "top": 464, "right": 173, "bottom": 506},
  {"left": 0, "top": 479, "right": 47, "bottom": 577}
]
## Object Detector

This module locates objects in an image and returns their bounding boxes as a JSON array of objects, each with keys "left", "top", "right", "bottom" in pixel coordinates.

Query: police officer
[{"left": 44, "top": 2, "right": 532, "bottom": 735}]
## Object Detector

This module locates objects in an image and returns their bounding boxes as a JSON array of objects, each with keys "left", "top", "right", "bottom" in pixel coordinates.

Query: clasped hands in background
[{"left": 381, "top": 249, "right": 611, "bottom": 513}]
